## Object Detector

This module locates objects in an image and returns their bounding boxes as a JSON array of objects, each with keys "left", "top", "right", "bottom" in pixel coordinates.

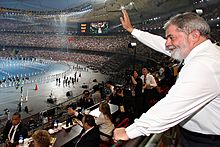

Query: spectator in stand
[
  {"left": 110, "top": 86, "right": 124, "bottom": 107},
  {"left": 63, "top": 112, "right": 100, "bottom": 147},
  {"left": 77, "top": 90, "right": 94, "bottom": 110},
  {"left": 95, "top": 102, "right": 115, "bottom": 142},
  {"left": 32, "top": 130, "right": 51, "bottom": 147},
  {"left": 2, "top": 112, "right": 28, "bottom": 147},
  {"left": 130, "top": 70, "right": 143, "bottom": 118},
  {"left": 91, "top": 85, "right": 102, "bottom": 104},
  {"left": 141, "top": 67, "right": 157, "bottom": 110},
  {"left": 105, "top": 81, "right": 114, "bottom": 102}
]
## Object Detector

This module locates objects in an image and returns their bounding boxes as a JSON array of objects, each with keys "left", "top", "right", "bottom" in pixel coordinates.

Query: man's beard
[
  {"left": 171, "top": 47, "right": 184, "bottom": 61},
  {"left": 167, "top": 45, "right": 184, "bottom": 61}
]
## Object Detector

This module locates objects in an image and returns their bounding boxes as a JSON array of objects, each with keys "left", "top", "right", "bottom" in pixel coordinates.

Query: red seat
[
  {"left": 100, "top": 118, "right": 130, "bottom": 147},
  {"left": 115, "top": 117, "right": 129, "bottom": 128}
]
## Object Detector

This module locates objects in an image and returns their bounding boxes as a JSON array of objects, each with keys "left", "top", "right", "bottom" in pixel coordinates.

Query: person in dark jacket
[
  {"left": 3, "top": 112, "right": 28, "bottom": 147},
  {"left": 63, "top": 113, "right": 100, "bottom": 147}
]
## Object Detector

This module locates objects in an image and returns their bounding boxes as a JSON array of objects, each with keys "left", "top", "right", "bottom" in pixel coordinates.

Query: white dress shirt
[
  {"left": 125, "top": 29, "right": 220, "bottom": 139},
  {"left": 8, "top": 123, "right": 19, "bottom": 143},
  {"left": 140, "top": 74, "right": 157, "bottom": 89}
]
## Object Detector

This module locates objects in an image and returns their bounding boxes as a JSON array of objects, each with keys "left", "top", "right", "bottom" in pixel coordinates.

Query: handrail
[
  {"left": 144, "top": 126, "right": 180, "bottom": 147},
  {"left": 144, "top": 133, "right": 163, "bottom": 147}
]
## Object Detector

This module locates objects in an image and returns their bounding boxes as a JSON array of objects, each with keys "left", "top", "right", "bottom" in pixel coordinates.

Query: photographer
[{"left": 130, "top": 70, "right": 143, "bottom": 118}]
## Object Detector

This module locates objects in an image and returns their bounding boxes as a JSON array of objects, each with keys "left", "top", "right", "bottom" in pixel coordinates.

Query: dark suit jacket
[
  {"left": 62, "top": 113, "right": 100, "bottom": 147},
  {"left": 77, "top": 97, "right": 94, "bottom": 110},
  {"left": 75, "top": 126, "right": 100, "bottom": 147},
  {"left": 3, "top": 120, "right": 28, "bottom": 146}
]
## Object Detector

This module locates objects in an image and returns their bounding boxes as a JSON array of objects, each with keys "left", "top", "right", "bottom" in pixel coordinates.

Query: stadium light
[{"left": 128, "top": 42, "right": 137, "bottom": 48}]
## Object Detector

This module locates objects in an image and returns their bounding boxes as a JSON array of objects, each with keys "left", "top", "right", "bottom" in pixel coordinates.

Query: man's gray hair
[{"left": 164, "top": 12, "right": 210, "bottom": 37}]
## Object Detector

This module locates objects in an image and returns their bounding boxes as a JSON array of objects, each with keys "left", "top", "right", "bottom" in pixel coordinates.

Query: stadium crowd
[
  {"left": 0, "top": 50, "right": 111, "bottom": 72},
  {"left": 0, "top": 33, "right": 166, "bottom": 62}
]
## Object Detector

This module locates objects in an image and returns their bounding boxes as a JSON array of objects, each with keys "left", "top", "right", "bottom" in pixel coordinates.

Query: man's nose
[{"left": 165, "top": 38, "right": 171, "bottom": 47}]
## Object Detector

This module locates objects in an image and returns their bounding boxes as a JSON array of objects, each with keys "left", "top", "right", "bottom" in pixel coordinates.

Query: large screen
[
  {"left": 78, "top": 21, "right": 109, "bottom": 35},
  {"left": 90, "top": 21, "right": 109, "bottom": 34}
]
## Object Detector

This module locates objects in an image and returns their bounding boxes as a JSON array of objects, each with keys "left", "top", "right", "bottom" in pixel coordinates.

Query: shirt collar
[
  {"left": 184, "top": 39, "right": 212, "bottom": 65},
  {"left": 84, "top": 126, "right": 94, "bottom": 134},
  {"left": 13, "top": 123, "right": 20, "bottom": 130}
]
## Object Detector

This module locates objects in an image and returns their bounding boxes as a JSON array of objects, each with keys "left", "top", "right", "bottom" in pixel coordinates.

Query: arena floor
[{"left": 0, "top": 59, "right": 108, "bottom": 121}]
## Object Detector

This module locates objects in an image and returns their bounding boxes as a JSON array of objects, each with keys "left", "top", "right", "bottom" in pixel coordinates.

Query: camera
[{"left": 125, "top": 70, "right": 133, "bottom": 85}]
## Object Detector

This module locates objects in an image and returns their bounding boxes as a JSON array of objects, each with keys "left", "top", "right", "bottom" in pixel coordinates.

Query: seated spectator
[
  {"left": 77, "top": 90, "right": 94, "bottom": 110},
  {"left": 27, "top": 118, "right": 36, "bottom": 130},
  {"left": 2, "top": 112, "right": 28, "bottom": 147},
  {"left": 110, "top": 87, "right": 124, "bottom": 106},
  {"left": 32, "top": 130, "right": 51, "bottom": 147},
  {"left": 95, "top": 102, "right": 115, "bottom": 141},
  {"left": 63, "top": 114, "right": 100, "bottom": 147},
  {"left": 91, "top": 85, "right": 102, "bottom": 104},
  {"left": 105, "top": 81, "right": 114, "bottom": 101}
]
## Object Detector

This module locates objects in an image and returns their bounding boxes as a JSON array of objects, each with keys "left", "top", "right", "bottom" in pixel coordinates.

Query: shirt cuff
[
  {"left": 131, "top": 28, "right": 142, "bottom": 38},
  {"left": 125, "top": 123, "right": 144, "bottom": 139}
]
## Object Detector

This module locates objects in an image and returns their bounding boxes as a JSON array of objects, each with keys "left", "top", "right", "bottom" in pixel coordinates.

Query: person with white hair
[{"left": 114, "top": 10, "right": 220, "bottom": 147}]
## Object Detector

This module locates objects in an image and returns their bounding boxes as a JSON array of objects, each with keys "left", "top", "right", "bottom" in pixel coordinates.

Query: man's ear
[
  {"left": 190, "top": 30, "right": 200, "bottom": 41},
  {"left": 84, "top": 122, "right": 91, "bottom": 129}
]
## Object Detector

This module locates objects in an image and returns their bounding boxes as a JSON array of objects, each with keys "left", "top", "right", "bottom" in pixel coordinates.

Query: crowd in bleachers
[
  {"left": 0, "top": 33, "right": 129, "bottom": 52},
  {"left": 0, "top": 33, "right": 167, "bottom": 63},
  {"left": 16, "top": 50, "right": 110, "bottom": 66},
  {"left": 100, "top": 54, "right": 130, "bottom": 74},
  {"left": 0, "top": 18, "right": 75, "bottom": 33}
]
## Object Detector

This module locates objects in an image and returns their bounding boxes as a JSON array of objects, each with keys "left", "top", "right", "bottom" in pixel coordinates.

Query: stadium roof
[
  {"left": 0, "top": 0, "right": 219, "bottom": 24},
  {"left": 0, "top": 0, "right": 92, "bottom": 11}
]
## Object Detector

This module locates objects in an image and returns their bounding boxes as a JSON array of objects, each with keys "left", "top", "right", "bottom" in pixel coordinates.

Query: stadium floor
[{"left": 0, "top": 60, "right": 108, "bottom": 122}]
